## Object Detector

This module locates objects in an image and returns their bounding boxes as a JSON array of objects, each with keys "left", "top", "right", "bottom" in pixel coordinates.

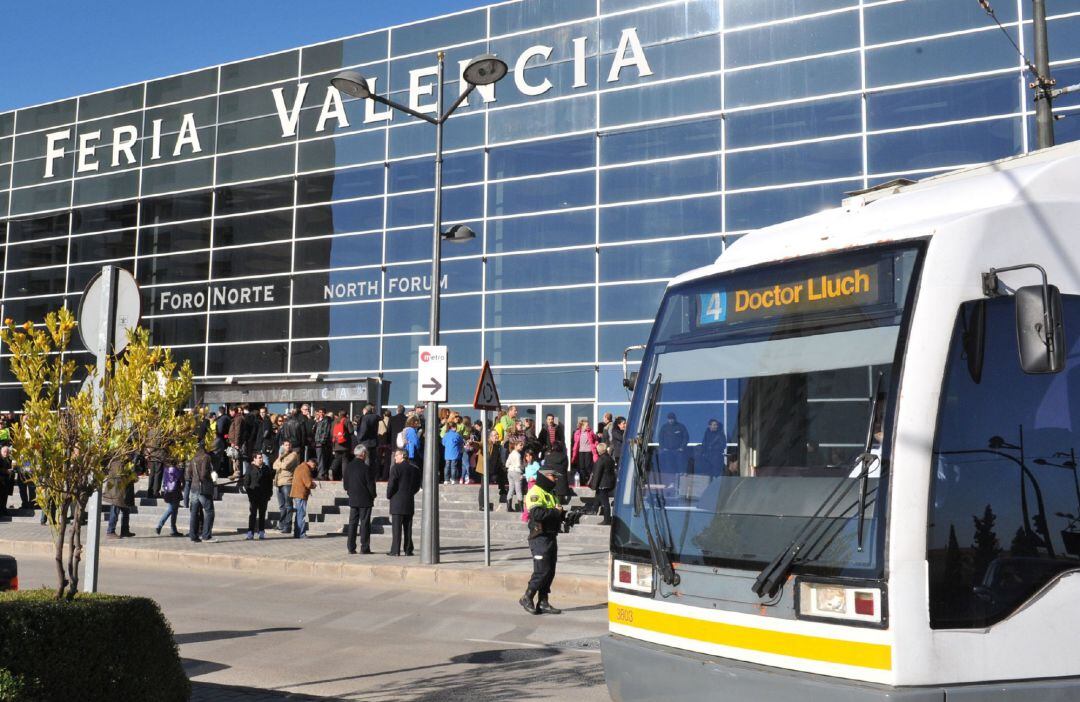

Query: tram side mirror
[
  {"left": 624, "top": 371, "right": 639, "bottom": 392},
  {"left": 1015, "top": 284, "right": 1065, "bottom": 374}
]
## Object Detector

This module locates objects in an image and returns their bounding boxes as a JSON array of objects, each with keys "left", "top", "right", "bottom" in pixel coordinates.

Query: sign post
[
  {"left": 472, "top": 361, "right": 500, "bottom": 567},
  {"left": 78, "top": 266, "right": 141, "bottom": 593},
  {"left": 417, "top": 345, "right": 448, "bottom": 564}
]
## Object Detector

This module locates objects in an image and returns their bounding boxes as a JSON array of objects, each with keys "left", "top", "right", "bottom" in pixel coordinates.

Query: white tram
[{"left": 602, "top": 142, "right": 1080, "bottom": 700}]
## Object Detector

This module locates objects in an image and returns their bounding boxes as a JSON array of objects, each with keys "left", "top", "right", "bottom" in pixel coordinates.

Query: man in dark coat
[
  {"left": 356, "top": 404, "right": 380, "bottom": 454},
  {"left": 187, "top": 446, "right": 216, "bottom": 543},
  {"left": 228, "top": 406, "right": 245, "bottom": 479},
  {"left": 213, "top": 406, "right": 230, "bottom": 477},
  {"left": 300, "top": 404, "right": 316, "bottom": 461},
  {"left": 280, "top": 409, "right": 303, "bottom": 449},
  {"left": 538, "top": 414, "right": 565, "bottom": 457},
  {"left": 589, "top": 443, "right": 617, "bottom": 525},
  {"left": 343, "top": 445, "right": 378, "bottom": 554},
  {"left": 104, "top": 457, "right": 136, "bottom": 538},
  {"left": 386, "top": 448, "right": 422, "bottom": 556}
]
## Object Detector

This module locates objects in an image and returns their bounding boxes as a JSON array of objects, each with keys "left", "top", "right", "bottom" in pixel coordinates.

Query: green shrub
[
  {"left": 0, "top": 668, "right": 30, "bottom": 702},
  {"left": 0, "top": 589, "right": 189, "bottom": 702}
]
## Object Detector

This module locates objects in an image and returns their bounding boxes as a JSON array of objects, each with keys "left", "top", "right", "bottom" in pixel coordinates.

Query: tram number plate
[{"left": 614, "top": 606, "right": 635, "bottom": 624}]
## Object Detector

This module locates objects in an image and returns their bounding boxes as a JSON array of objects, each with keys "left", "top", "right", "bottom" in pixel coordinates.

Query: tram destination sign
[{"left": 697, "top": 262, "right": 889, "bottom": 328}]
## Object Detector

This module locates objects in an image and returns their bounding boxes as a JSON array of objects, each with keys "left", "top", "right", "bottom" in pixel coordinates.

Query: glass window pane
[
  {"left": 138, "top": 220, "right": 211, "bottom": 256},
  {"left": 726, "top": 96, "right": 862, "bottom": 149},
  {"left": 601, "top": 119, "right": 720, "bottom": 166},
  {"left": 726, "top": 10, "right": 858, "bottom": 68},
  {"left": 298, "top": 131, "right": 386, "bottom": 172},
  {"left": 490, "top": 135, "right": 596, "bottom": 180},
  {"left": 7, "top": 212, "right": 69, "bottom": 243},
  {"left": 136, "top": 251, "right": 210, "bottom": 286},
  {"left": 296, "top": 199, "right": 384, "bottom": 237},
  {"left": 293, "top": 268, "right": 381, "bottom": 305},
  {"left": 724, "top": 0, "right": 854, "bottom": 28},
  {"left": 488, "top": 171, "right": 594, "bottom": 217},
  {"left": 140, "top": 191, "right": 212, "bottom": 225},
  {"left": 7, "top": 239, "right": 68, "bottom": 269},
  {"left": 389, "top": 151, "right": 483, "bottom": 193},
  {"left": 727, "top": 180, "right": 856, "bottom": 231},
  {"left": 211, "top": 242, "right": 291, "bottom": 279},
  {"left": 146, "top": 68, "right": 217, "bottom": 107},
  {"left": 292, "top": 301, "right": 381, "bottom": 338},
  {"left": 491, "top": 0, "right": 593, "bottom": 34},
  {"left": 207, "top": 342, "right": 288, "bottom": 375},
  {"left": 727, "top": 54, "right": 860, "bottom": 109},
  {"left": 487, "top": 249, "right": 595, "bottom": 289},
  {"left": 146, "top": 313, "right": 207, "bottom": 347},
  {"left": 599, "top": 236, "right": 723, "bottom": 282},
  {"left": 601, "top": 195, "right": 721, "bottom": 243},
  {"left": 221, "top": 51, "right": 298, "bottom": 92},
  {"left": 79, "top": 84, "right": 143, "bottom": 121},
  {"left": 217, "top": 114, "right": 294, "bottom": 152},
  {"left": 486, "top": 327, "right": 595, "bottom": 365},
  {"left": 866, "top": 0, "right": 1016, "bottom": 44},
  {"left": 388, "top": 185, "right": 482, "bottom": 228},
  {"left": 302, "top": 32, "right": 388, "bottom": 75},
  {"left": 5, "top": 267, "right": 67, "bottom": 296},
  {"left": 600, "top": 74, "right": 721, "bottom": 127},
  {"left": 866, "top": 30, "right": 1019, "bottom": 88},
  {"left": 214, "top": 210, "right": 293, "bottom": 247},
  {"left": 72, "top": 201, "right": 138, "bottom": 235},
  {"left": 868, "top": 118, "right": 1023, "bottom": 174},
  {"left": 488, "top": 210, "right": 596, "bottom": 254},
  {"left": 209, "top": 308, "right": 290, "bottom": 343},
  {"left": 73, "top": 170, "right": 139, "bottom": 206},
  {"left": 726, "top": 137, "right": 862, "bottom": 190},
  {"left": 382, "top": 295, "right": 479, "bottom": 334},
  {"left": 70, "top": 230, "right": 136, "bottom": 263},
  {"left": 488, "top": 366, "right": 594, "bottom": 402},
  {"left": 490, "top": 94, "right": 596, "bottom": 144},
  {"left": 601, "top": 155, "right": 720, "bottom": 203},
  {"left": 293, "top": 337, "right": 381, "bottom": 373},
  {"left": 294, "top": 232, "right": 383, "bottom": 270},
  {"left": 140, "top": 158, "right": 215, "bottom": 196},
  {"left": 600, "top": 323, "right": 651, "bottom": 361},
  {"left": 216, "top": 144, "right": 295, "bottom": 184},
  {"left": 867, "top": 75, "right": 1020, "bottom": 131},
  {"left": 297, "top": 164, "right": 384, "bottom": 204},
  {"left": 216, "top": 178, "right": 294, "bottom": 216},
  {"left": 16, "top": 99, "right": 76, "bottom": 133},
  {"left": 600, "top": 281, "right": 666, "bottom": 321},
  {"left": 391, "top": 10, "right": 486, "bottom": 57},
  {"left": 486, "top": 287, "right": 596, "bottom": 328},
  {"left": 9, "top": 181, "right": 71, "bottom": 217}
]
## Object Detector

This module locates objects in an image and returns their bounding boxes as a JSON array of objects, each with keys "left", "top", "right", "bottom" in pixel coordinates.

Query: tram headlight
[
  {"left": 797, "top": 580, "right": 884, "bottom": 625},
  {"left": 612, "top": 560, "right": 654, "bottom": 594}
]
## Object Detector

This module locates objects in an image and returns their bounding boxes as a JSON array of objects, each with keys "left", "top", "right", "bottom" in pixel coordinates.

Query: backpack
[
  {"left": 396, "top": 429, "right": 407, "bottom": 449},
  {"left": 334, "top": 420, "right": 348, "bottom": 446},
  {"left": 161, "top": 467, "right": 180, "bottom": 496}
]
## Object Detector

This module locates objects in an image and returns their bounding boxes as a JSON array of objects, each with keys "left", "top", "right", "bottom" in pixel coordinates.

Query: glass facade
[{"left": 1, "top": 0, "right": 1078, "bottom": 417}]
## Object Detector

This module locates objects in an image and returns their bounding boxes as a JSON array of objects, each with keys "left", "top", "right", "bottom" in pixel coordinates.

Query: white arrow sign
[{"left": 417, "top": 345, "right": 448, "bottom": 403}]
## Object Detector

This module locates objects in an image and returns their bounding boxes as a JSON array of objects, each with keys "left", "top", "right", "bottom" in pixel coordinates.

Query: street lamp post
[{"left": 332, "top": 52, "right": 507, "bottom": 565}]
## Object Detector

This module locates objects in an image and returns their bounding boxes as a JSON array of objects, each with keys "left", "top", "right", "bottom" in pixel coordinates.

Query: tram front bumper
[{"left": 601, "top": 634, "right": 1080, "bottom": 701}]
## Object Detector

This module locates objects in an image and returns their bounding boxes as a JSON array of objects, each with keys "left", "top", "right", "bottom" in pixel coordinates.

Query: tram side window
[{"left": 929, "top": 297, "right": 1080, "bottom": 629}]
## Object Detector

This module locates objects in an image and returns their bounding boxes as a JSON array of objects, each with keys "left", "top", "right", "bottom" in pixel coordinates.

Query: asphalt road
[{"left": 15, "top": 554, "right": 612, "bottom": 701}]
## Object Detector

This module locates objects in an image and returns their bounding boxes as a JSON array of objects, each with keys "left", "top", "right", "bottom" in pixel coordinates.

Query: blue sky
[{"left": 0, "top": 0, "right": 493, "bottom": 112}]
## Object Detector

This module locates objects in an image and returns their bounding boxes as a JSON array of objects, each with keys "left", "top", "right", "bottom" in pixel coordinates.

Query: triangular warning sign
[{"left": 472, "top": 360, "right": 501, "bottom": 411}]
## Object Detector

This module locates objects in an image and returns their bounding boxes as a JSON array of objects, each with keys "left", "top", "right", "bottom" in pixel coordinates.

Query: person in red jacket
[{"left": 570, "top": 418, "right": 599, "bottom": 486}]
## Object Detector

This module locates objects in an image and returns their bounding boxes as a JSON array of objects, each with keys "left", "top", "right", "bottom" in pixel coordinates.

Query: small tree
[{"left": 2, "top": 308, "right": 195, "bottom": 599}]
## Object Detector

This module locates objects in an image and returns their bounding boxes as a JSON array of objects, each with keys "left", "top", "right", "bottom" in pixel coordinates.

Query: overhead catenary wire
[{"left": 977, "top": 0, "right": 1039, "bottom": 78}]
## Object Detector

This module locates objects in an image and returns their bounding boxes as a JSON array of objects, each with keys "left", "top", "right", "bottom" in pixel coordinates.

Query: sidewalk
[{"left": 0, "top": 518, "right": 609, "bottom": 601}]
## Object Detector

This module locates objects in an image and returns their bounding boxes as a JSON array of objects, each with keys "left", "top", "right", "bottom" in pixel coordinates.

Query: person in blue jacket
[{"left": 442, "top": 423, "right": 464, "bottom": 484}]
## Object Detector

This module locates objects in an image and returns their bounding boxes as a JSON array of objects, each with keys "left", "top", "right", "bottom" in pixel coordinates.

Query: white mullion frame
[
  {"left": 859, "top": 0, "right": 869, "bottom": 191},
  {"left": 203, "top": 66, "right": 222, "bottom": 380},
  {"left": 1, "top": 110, "right": 16, "bottom": 332},
  {"left": 593, "top": 0, "right": 602, "bottom": 423},
  {"left": 1016, "top": 0, "right": 1031, "bottom": 153},
  {"left": 378, "top": 24, "right": 394, "bottom": 383}
]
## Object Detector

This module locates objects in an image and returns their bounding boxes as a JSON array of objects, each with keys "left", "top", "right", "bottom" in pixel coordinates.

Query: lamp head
[
  {"left": 442, "top": 224, "right": 476, "bottom": 243},
  {"left": 330, "top": 70, "right": 373, "bottom": 99},
  {"left": 463, "top": 54, "right": 508, "bottom": 87}
]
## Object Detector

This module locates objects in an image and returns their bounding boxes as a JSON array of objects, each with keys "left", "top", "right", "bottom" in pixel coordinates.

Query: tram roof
[{"left": 672, "top": 139, "right": 1080, "bottom": 287}]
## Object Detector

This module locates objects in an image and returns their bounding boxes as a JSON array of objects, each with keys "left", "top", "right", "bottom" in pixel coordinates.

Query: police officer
[{"left": 520, "top": 469, "right": 564, "bottom": 615}]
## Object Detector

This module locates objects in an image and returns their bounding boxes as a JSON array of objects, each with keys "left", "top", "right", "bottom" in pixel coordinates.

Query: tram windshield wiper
[
  {"left": 752, "top": 375, "right": 886, "bottom": 600},
  {"left": 632, "top": 374, "right": 680, "bottom": 587}
]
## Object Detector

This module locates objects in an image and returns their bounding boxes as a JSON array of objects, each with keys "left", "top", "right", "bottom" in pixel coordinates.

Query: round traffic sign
[{"left": 78, "top": 267, "right": 142, "bottom": 356}]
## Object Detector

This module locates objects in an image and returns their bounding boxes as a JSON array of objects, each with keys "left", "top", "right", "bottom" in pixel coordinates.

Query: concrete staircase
[{"left": 5, "top": 479, "right": 612, "bottom": 549}]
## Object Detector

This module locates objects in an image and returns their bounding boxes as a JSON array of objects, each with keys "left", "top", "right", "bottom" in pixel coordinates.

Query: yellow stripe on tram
[{"left": 609, "top": 602, "right": 892, "bottom": 671}]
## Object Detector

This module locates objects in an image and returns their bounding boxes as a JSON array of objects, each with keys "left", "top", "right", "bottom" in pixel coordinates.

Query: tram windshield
[{"left": 612, "top": 246, "right": 922, "bottom": 578}]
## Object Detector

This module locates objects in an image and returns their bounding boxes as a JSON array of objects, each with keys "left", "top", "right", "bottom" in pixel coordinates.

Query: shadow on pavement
[
  {"left": 175, "top": 626, "right": 302, "bottom": 645},
  {"left": 191, "top": 681, "right": 329, "bottom": 701}
]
